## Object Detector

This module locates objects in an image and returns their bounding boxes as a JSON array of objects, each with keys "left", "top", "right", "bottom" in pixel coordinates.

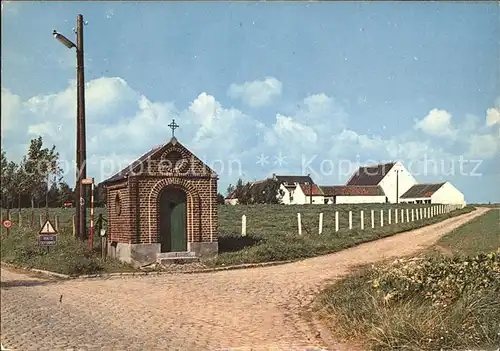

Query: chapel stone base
[{"left": 108, "top": 241, "right": 218, "bottom": 267}]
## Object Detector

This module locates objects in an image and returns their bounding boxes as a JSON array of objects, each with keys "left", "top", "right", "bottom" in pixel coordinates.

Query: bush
[
  {"left": 371, "top": 252, "right": 500, "bottom": 306},
  {"left": 318, "top": 252, "right": 500, "bottom": 350}
]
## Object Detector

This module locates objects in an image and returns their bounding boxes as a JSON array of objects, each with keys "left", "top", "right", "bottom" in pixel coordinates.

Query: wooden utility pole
[{"left": 76, "top": 14, "right": 87, "bottom": 240}]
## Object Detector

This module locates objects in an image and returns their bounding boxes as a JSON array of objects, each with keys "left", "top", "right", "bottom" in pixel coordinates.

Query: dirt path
[{"left": 1, "top": 208, "right": 488, "bottom": 351}]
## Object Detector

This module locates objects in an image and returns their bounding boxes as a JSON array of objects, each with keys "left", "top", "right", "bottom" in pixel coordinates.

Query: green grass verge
[
  {"left": 0, "top": 205, "right": 473, "bottom": 275},
  {"left": 316, "top": 208, "right": 499, "bottom": 350},
  {"left": 0, "top": 225, "right": 137, "bottom": 276},
  {"left": 429, "top": 208, "right": 500, "bottom": 257},
  {"left": 207, "top": 206, "right": 475, "bottom": 267}
]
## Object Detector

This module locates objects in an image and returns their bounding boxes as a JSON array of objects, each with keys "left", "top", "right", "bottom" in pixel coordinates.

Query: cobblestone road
[{"left": 1, "top": 208, "right": 487, "bottom": 351}]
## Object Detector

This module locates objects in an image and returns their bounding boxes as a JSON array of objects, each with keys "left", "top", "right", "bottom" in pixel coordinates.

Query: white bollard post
[
  {"left": 349, "top": 211, "right": 352, "bottom": 230},
  {"left": 297, "top": 213, "right": 302, "bottom": 235},
  {"left": 241, "top": 215, "right": 247, "bottom": 236},
  {"left": 406, "top": 209, "right": 409, "bottom": 223},
  {"left": 395, "top": 208, "right": 398, "bottom": 224},
  {"left": 335, "top": 211, "right": 339, "bottom": 232},
  {"left": 360, "top": 210, "right": 364, "bottom": 230},
  {"left": 388, "top": 209, "right": 392, "bottom": 224},
  {"left": 401, "top": 209, "right": 404, "bottom": 223},
  {"left": 411, "top": 208, "right": 415, "bottom": 221},
  {"left": 319, "top": 213, "right": 323, "bottom": 234},
  {"left": 420, "top": 208, "right": 423, "bottom": 219},
  {"left": 371, "top": 210, "right": 375, "bottom": 228},
  {"left": 380, "top": 210, "right": 384, "bottom": 227}
]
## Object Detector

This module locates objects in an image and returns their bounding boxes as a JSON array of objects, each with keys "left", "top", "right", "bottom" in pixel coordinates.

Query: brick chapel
[{"left": 102, "top": 121, "right": 219, "bottom": 266}]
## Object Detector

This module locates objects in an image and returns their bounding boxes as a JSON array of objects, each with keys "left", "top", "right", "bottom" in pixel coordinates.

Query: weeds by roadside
[{"left": 316, "top": 209, "right": 499, "bottom": 351}]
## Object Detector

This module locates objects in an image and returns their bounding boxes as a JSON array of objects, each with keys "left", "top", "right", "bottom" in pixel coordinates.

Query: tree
[
  {"left": 249, "top": 178, "right": 284, "bottom": 204},
  {"left": 59, "top": 181, "right": 74, "bottom": 205},
  {"left": 234, "top": 178, "right": 252, "bottom": 204},
  {"left": 94, "top": 183, "right": 107, "bottom": 207},
  {"left": 0, "top": 152, "right": 18, "bottom": 208},
  {"left": 216, "top": 193, "right": 225, "bottom": 204},
  {"left": 226, "top": 184, "right": 235, "bottom": 196},
  {"left": 21, "top": 137, "right": 62, "bottom": 209}
]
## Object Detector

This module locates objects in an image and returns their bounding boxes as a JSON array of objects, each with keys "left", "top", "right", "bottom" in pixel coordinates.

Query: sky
[{"left": 1, "top": 1, "right": 499, "bottom": 203}]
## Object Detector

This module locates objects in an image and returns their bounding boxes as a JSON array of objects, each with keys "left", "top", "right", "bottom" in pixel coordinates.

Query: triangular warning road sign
[{"left": 39, "top": 220, "right": 58, "bottom": 235}]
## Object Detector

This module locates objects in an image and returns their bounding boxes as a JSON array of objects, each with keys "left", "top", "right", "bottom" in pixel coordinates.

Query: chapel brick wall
[
  {"left": 105, "top": 142, "right": 218, "bottom": 246},
  {"left": 106, "top": 181, "right": 131, "bottom": 244}
]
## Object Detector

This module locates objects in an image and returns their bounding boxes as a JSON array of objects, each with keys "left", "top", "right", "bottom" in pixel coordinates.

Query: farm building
[
  {"left": 224, "top": 189, "right": 238, "bottom": 205},
  {"left": 399, "top": 182, "right": 466, "bottom": 206},
  {"left": 284, "top": 183, "right": 325, "bottom": 204},
  {"left": 321, "top": 185, "right": 386, "bottom": 204},
  {"left": 345, "top": 161, "right": 417, "bottom": 204},
  {"left": 275, "top": 174, "right": 318, "bottom": 205}
]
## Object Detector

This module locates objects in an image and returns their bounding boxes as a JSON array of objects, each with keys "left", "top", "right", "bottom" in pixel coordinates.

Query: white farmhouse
[
  {"left": 399, "top": 182, "right": 466, "bottom": 207},
  {"left": 224, "top": 189, "right": 239, "bottom": 205},
  {"left": 321, "top": 185, "right": 386, "bottom": 204},
  {"left": 276, "top": 175, "right": 320, "bottom": 205},
  {"left": 345, "top": 161, "right": 417, "bottom": 204}
]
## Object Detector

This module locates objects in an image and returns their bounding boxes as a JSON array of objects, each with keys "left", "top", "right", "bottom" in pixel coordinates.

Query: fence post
[
  {"left": 297, "top": 213, "right": 302, "bottom": 235},
  {"left": 401, "top": 209, "right": 404, "bottom": 223},
  {"left": 420, "top": 208, "right": 423, "bottom": 220},
  {"left": 360, "top": 210, "right": 364, "bottom": 230},
  {"left": 411, "top": 208, "right": 415, "bottom": 221},
  {"left": 319, "top": 213, "right": 323, "bottom": 234},
  {"left": 405, "top": 209, "right": 409, "bottom": 222},
  {"left": 39, "top": 214, "right": 43, "bottom": 228},
  {"left": 388, "top": 209, "right": 392, "bottom": 225},
  {"left": 416, "top": 208, "right": 419, "bottom": 220},
  {"left": 395, "top": 208, "right": 398, "bottom": 224},
  {"left": 349, "top": 211, "right": 352, "bottom": 230},
  {"left": 241, "top": 214, "right": 247, "bottom": 237},
  {"left": 371, "top": 210, "right": 375, "bottom": 228},
  {"left": 380, "top": 209, "right": 384, "bottom": 227},
  {"left": 72, "top": 214, "right": 76, "bottom": 237},
  {"left": 55, "top": 214, "right": 59, "bottom": 231},
  {"left": 335, "top": 211, "right": 339, "bottom": 232}
]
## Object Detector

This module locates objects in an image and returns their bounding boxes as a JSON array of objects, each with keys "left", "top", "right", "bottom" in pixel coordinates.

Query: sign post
[
  {"left": 39, "top": 219, "right": 58, "bottom": 247},
  {"left": 81, "top": 178, "right": 95, "bottom": 250},
  {"left": 2, "top": 219, "right": 13, "bottom": 236}
]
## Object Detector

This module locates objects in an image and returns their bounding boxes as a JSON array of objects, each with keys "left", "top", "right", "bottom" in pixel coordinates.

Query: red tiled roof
[
  {"left": 299, "top": 184, "right": 324, "bottom": 196},
  {"left": 320, "top": 185, "right": 385, "bottom": 196},
  {"left": 346, "top": 162, "right": 396, "bottom": 186}
]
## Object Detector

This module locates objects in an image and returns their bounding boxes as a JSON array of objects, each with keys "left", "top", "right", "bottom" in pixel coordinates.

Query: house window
[{"left": 115, "top": 193, "right": 122, "bottom": 216}]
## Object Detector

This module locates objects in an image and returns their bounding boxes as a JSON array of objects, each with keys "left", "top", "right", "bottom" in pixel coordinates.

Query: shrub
[{"left": 318, "top": 252, "right": 500, "bottom": 350}]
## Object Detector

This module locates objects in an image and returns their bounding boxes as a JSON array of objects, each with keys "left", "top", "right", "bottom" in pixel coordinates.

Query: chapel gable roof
[{"left": 102, "top": 137, "right": 216, "bottom": 185}]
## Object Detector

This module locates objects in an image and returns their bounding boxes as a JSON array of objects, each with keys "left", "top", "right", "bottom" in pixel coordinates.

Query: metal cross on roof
[{"left": 168, "top": 119, "right": 179, "bottom": 137}]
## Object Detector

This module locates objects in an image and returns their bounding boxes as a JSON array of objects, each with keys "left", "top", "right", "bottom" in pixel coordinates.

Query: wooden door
[{"left": 159, "top": 188, "right": 187, "bottom": 252}]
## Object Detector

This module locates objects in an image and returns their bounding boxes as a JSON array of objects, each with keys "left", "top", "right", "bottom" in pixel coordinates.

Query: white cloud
[
  {"left": 227, "top": 77, "right": 282, "bottom": 108},
  {"left": 486, "top": 107, "right": 500, "bottom": 126},
  {"left": 2, "top": 76, "right": 499, "bottom": 191},
  {"left": 466, "top": 134, "right": 500, "bottom": 159},
  {"left": 414, "top": 108, "right": 457, "bottom": 139}
]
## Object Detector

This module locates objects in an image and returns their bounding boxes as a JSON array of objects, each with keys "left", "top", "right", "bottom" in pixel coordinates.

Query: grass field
[
  {"left": 317, "top": 208, "right": 499, "bottom": 351},
  {"left": 430, "top": 208, "right": 500, "bottom": 257},
  {"left": 0, "top": 204, "right": 472, "bottom": 275}
]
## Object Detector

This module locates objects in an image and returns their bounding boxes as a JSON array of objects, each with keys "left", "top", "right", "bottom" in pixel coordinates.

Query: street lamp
[{"left": 53, "top": 14, "right": 87, "bottom": 241}]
